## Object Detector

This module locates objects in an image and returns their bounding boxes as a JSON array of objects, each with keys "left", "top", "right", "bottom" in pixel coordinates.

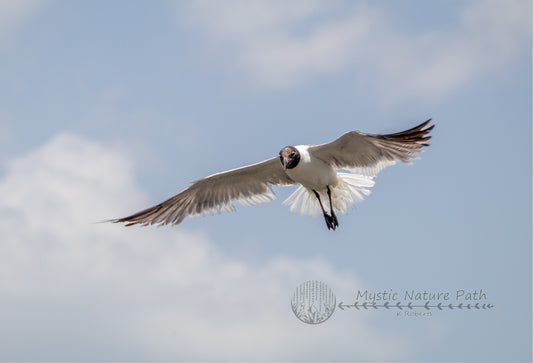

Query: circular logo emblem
[{"left": 291, "top": 280, "right": 336, "bottom": 324}]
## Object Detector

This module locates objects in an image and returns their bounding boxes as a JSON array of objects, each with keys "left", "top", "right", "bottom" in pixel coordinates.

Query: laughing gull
[{"left": 112, "top": 119, "right": 433, "bottom": 230}]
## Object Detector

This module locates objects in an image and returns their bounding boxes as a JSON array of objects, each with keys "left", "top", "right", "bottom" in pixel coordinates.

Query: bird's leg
[
  {"left": 313, "top": 189, "right": 337, "bottom": 231},
  {"left": 326, "top": 186, "right": 339, "bottom": 228}
]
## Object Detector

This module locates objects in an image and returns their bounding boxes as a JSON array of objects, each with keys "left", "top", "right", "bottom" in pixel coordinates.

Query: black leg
[
  {"left": 313, "top": 189, "right": 337, "bottom": 231},
  {"left": 326, "top": 186, "right": 338, "bottom": 229}
]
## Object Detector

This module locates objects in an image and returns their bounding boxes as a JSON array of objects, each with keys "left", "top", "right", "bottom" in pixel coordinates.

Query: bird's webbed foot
[{"left": 323, "top": 212, "right": 339, "bottom": 231}]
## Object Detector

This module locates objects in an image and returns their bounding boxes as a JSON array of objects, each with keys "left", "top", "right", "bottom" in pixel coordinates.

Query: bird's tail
[{"left": 282, "top": 173, "right": 375, "bottom": 218}]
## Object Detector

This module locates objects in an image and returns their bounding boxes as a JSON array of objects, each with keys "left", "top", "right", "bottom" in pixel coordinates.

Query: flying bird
[{"left": 112, "top": 120, "right": 433, "bottom": 230}]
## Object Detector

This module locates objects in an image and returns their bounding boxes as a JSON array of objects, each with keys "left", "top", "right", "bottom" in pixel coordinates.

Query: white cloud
[
  {"left": 375, "top": 0, "right": 531, "bottom": 101},
  {"left": 0, "top": 0, "right": 47, "bottom": 47},
  {"left": 0, "top": 132, "right": 409, "bottom": 360},
  {"left": 177, "top": 0, "right": 530, "bottom": 99}
]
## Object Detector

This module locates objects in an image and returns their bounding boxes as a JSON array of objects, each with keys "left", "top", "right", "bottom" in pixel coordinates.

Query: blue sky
[{"left": 0, "top": 0, "right": 531, "bottom": 361}]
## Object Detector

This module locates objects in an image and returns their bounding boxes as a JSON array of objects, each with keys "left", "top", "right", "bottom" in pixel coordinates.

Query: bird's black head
[{"left": 279, "top": 146, "right": 300, "bottom": 170}]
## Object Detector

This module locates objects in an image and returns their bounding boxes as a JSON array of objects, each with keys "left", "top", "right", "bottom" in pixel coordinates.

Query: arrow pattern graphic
[{"left": 337, "top": 301, "right": 495, "bottom": 311}]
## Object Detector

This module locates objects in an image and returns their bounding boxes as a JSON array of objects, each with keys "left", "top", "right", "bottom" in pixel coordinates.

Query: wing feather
[
  {"left": 309, "top": 119, "right": 434, "bottom": 175},
  {"left": 112, "top": 157, "right": 294, "bottom": 226}
]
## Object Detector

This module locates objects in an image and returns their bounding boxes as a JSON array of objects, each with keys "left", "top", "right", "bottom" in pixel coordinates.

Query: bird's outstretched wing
[
  {"left": 112, "top": 157, "right": 294, "bottom": 226},
  {"left": 309, "top": 119, "right": 434, "bottom": 176}
]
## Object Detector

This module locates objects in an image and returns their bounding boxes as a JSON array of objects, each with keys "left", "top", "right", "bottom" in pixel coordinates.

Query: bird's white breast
[{"left": 285, "top": 145, "right": 338, "bottom": 190}]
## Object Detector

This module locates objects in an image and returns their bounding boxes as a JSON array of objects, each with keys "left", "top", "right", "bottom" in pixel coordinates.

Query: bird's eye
[{"left": 290, "top": 151, "right": 295, "bottom": 157}]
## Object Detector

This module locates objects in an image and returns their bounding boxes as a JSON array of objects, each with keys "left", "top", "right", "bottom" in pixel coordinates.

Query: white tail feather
[{"left": 282, "top": 173, "right": 375, "bottom": 218}]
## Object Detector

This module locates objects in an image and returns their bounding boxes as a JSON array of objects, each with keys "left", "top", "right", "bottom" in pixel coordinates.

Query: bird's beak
[{"left": 282, "top": 158, "right": 288, "bottom": 171}]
